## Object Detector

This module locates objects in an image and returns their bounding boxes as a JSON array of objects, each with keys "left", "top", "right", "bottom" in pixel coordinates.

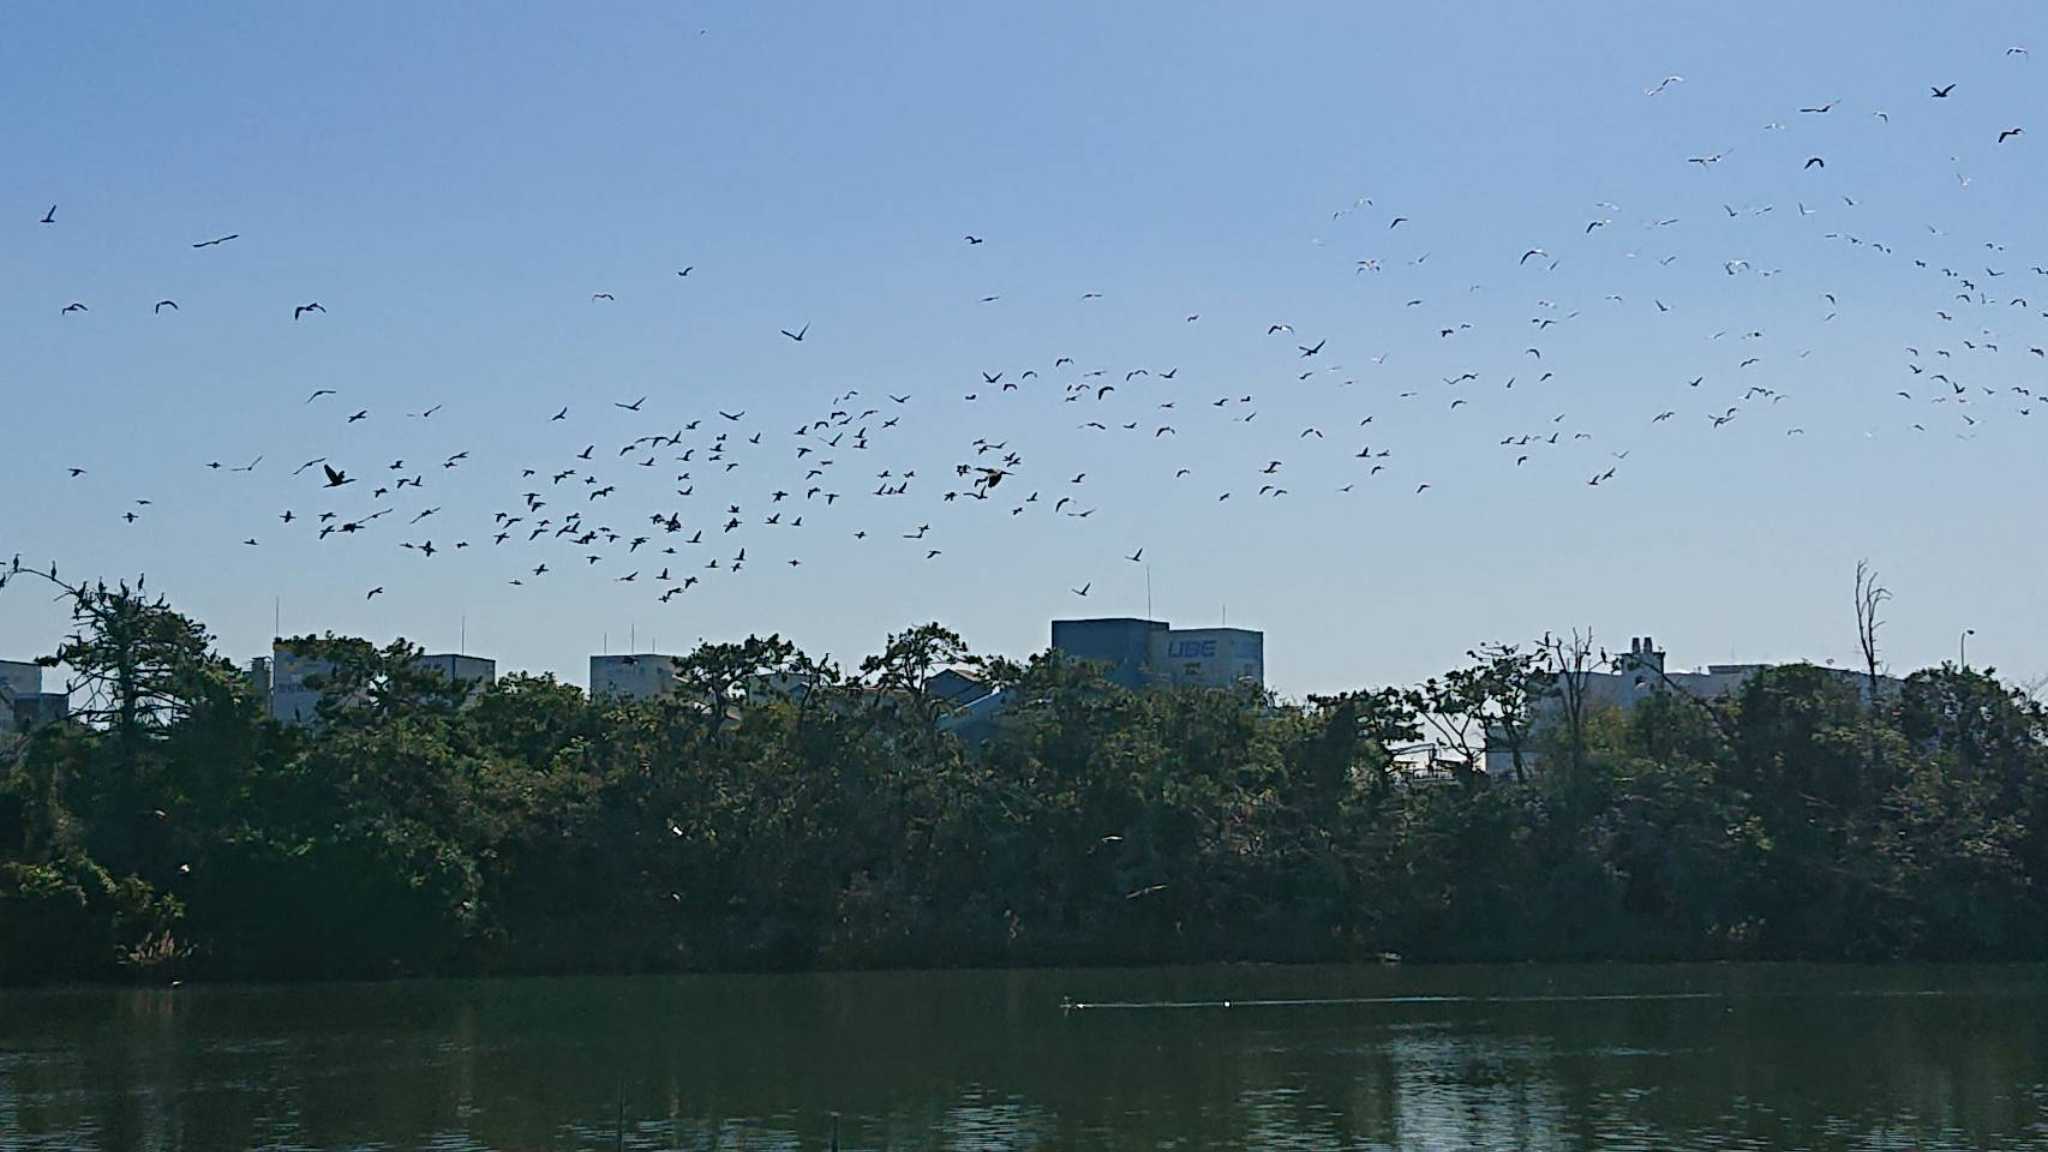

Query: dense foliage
[{"left": 4, "top": 583, "right": 2046, "bottom": 985}]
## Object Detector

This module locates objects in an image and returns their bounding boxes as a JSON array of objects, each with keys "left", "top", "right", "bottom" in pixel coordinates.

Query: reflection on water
[{"left": 1, "top": 965, "right": 2045, "bottom": 1150}]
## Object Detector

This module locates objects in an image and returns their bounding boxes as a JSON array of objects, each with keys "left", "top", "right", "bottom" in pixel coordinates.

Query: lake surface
[{"left": 3, "top": 964, "right": 2046, "bottom": 1150}]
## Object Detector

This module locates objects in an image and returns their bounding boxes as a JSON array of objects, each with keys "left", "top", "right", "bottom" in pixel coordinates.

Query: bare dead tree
[
  {"left": 1538, "top": 629, "right": 1599, "bottom": 777},
  {"left": 1854, "top": 559, "right": 1891, "bottom": 708}
]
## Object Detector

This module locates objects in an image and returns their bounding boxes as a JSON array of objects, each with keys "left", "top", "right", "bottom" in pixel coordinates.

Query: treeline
[{"left": 3, "top": 580, "right": 2046, "bottom": 985}]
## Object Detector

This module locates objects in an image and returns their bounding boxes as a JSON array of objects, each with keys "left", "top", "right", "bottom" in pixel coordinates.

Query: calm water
[{"left": 3, "top": 965, "right": 2046, "bottom": 1150}]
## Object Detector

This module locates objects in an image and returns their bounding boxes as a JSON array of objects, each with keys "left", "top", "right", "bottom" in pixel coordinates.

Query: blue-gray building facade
[
  {"left": 1051, "top": 618, "right": 1264, "bottom": 690},
  {"left": 1051, "top": 618, "right": 1171, "bottom": 690}
]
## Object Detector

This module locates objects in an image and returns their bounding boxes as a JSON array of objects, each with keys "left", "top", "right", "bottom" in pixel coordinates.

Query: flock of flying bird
[{"left": 15, "top": 51, "right": 2047, "bottom": 620}]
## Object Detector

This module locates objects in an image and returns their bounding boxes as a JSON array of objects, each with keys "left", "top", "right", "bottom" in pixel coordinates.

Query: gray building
[
  {"left": 1, "top": 659, "right": 65, "bottom": 735},
  {"left": 412, "top": 653, "right": 497, "bottom": 693},
  {"left": 268, "top": 642, "right": 336, "bottom": 726},
  {"left": 590, "top": 653, "right": 682, "bottom": 700},
  {"left": 1051, "top": 618, "right": 1265, "bottom": 690},
  {"left": 1051, "top": 618, "right": 1170, "bottom": 690},
  {"left": 263, "top": 643, "right": 496, "bottom": 726},
  {"left": 1484, "top": 634, "right": 1898, "bottom": 776},
  {"left": 1594, "top": 635, "right": 1890, "bottom": 710},
  {"left": 1, "top": 660, "right": 41, "bottom": 718}
]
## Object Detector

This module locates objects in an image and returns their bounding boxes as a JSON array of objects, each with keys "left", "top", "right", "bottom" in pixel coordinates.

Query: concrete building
[
  {"left": 11, "top": 691, "right": 69, "bottom": 730},
  {"left": 590, "top": 653, "right": 681, "bottom": 701},
  {"left": 261, "top": 644, "right": 496, "bottom": 725},
  {"left": 0, "top": 660, "right": 41, "bottom": 712},
  {"left": 1483, "top": 634, "right": 1898, "bottom": 777},
  {"left": 1052, "top": 618, "right": 1266, "bottom": 690},
  {"left": 1, "top": 659, "right": 65, "bottom": 735},
  {"left": 1051, "top": 618, "right": 1167, "bottom": 690},
  {"left": 1591, "top": 635, "right": 1889, "bottom": 711},
  {"left": 268, "top": 642, "right": 336, "bottom": 726},
  {"left": 1150, "top": 627, "right": 1265, "bottom": 689},
  {"left": 411, "top": 653, "right": 497, "bottom": 693}
]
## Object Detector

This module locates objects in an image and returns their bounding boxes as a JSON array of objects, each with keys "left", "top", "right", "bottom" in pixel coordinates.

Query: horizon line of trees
[{"left": 3, "top": 570, "right": 2045, "bottom": 985}]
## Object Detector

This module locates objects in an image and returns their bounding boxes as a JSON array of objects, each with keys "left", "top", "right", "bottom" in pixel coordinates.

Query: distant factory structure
[
  {"left": 928, "top": 618, "right": 1265, "bottom": 743},
  {"left": 1591, "top": 635, "right": 1891, "bottom": 710},
  {"left": 251, "top": 641, "right": 496, "bottom": 726},
  {"left": 1482, "top": 634, "right": 1899, "bottom": 777},
  {"left": 413, "top": 653, "right": 500, "bottom": 691},
  {"left": 590, "top": 654, "right": 682, "bottom": 701},
  {"left": 0, "top": 658, "right": 67, "bottom": 735},
  {"left": 1050, "top": 618, "right": 1265, "bottom": 690}
]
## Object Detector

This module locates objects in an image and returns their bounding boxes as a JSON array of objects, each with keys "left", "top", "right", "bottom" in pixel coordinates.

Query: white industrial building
[
  {"left": 1590, "top": 635, "right": 1890, "bottom": 709},
  {"left": 255, "top": 643, "right": 496, "bottom": 725},
  {"left": 1483, "top": 635, "right": 1897, "bottom": 777},
  {"left": 266, "top": 643, "right": 334, "bottom": 726},
  {"left": 590, "top": 654, "right": 682, "bottom": 700},
  {"left": 1149, "top": 627, "right": 1265, "bottom": 689}
]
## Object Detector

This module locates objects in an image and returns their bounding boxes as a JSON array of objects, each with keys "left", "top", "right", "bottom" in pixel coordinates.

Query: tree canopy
[{"left": 4, "top": 585, "right": 2046, "bottom": 985}]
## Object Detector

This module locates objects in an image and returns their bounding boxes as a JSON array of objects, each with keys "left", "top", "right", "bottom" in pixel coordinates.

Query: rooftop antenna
[
  {"left": 1145, "top": 564, "right": 1153, "bottom": 622},
  {"left": 273, "top": 596, "right": 280, "bottom": 640},
  {"left": 603, "top": 631, "right": 609, "bottom": 656},
  {"left": 1222, "top": 602, "right": 1228, "bottom": 628},
  {"left": 460, "top": 614, "right": 467, "bottom": 656},
  {"left": 631, "top": 624, "right": 637, "bottom": 653}
]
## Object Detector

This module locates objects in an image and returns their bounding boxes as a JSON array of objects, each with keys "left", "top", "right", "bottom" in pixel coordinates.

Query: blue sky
[{"left": 3, "top": 1, "right": 2044, "bottom": 695}]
